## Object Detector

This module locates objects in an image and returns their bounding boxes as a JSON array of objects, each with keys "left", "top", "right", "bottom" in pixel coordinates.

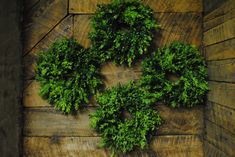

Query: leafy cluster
[
  {"left": 90, "top": 82, "right": 162, "bottom": 155},
  {"left": 36, "top": 38, "right": 102, "bottom": 113},
  {"left": 89, "top": 0, "right": 158, "bottom": 66},
  {"left": 140, "top": 42, "right": 208, "bottom": 108}
]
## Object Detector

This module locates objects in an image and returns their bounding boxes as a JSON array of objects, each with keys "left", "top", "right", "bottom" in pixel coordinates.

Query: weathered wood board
[
  {"left": 207, "top": 58, "right": 235, "bottom": 82},
  {"left": 204, "top": 141, "right": 229, "bottom": 157},
  {"left": 23, "top": 135, "right": 203, "bottom": 157},
  {"left": 203, "top": 0, "right": 235, "bottom": 31},
  {"left": 204, "top": 120, "right": 235, "bottom": 157},
  {"left": 204, "top": 18, "right": 235, "bottom": 46},
  {"left": 205, "top": 101, "right": 235, "bottom": 134},
  {"left": 205, "top": 38, "right": 235, "bottom": 61},
  {"left": 23, "top": 105, "right": 203, "bottom": 136},
  {"left": 207, "top": 81, "right": 235, "bottom": 109},
  {"left": 23, "top": 0, "right": 68, "bottom": 54},
  {"left": 69, "top": 0, "right": 202, "bottom": 14}
]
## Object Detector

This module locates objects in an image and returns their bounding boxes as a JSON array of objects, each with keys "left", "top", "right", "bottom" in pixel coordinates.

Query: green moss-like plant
[
  {"left": 90, "top": 82, "right": 162, "bottom": 155},
  {"left": 89, "top": 0, "right": 159, "bottom": 66},
  {"left": 140, "top": 42, "right": 208, "bottom": 108},
  {"left": 36, "top": 38, "right": 103, "bottom": 113}
]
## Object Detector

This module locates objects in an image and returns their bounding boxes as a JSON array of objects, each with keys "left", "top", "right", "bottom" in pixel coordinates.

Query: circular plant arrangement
[
  {"left": 36, "top": 38, "right": 102, "bottom": 113},
  {"left": 140, "top": 42, "right": 208, "bottom": 108},
  {"left": 89, "top": 0, "right": 158, "bottom": 66},
  {"left": 90, "top": 82, "right": 162, "bottom": 154}
]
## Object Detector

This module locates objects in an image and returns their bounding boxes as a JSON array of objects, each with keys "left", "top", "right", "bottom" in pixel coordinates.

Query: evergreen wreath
[
  {"left": 36, "top": 38, "right": 103, "bottom": 113},
  {"left": 89, "top": 0, "right": 158, "bottom": 66},
  {"left": 90, "top": 82, "right": 162, "bottom": 155},
  {"left": 140, "top": 42, "right": 208, "bottom": 108}
]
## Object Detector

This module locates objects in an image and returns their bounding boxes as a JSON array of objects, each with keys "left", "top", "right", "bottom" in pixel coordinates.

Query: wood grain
[
  {"left": 205, "top": 38, "right": 235, "bottom": 61},
  {"left": 23, "top": 15, "right": 73, "bottom": 80},
  {"left": 204, "top": 120, "right": 235, "bottom": 157},
  {"left": 23, "top": 135, "right": 203, "bottom": 157},
  {"left": 23, "top": 105, "right": 203, "bottom": 136},
  {"left": 69, "top": 0, "right": 202, "bottom": 14},
  {"left": 208, "top": 81, "right": 235, "bottom": 109},
  {"left": 204, "top": 141, "right": 229, "bottom": 157},
  {"left": 23, "top": 0, "right": 68, "bottom": 54},
  {"left": 204, "top": 18, "right": 235, "bottom": 46},
  {"left": 207, "top": 58, "right": 235, "bottom": 82},
  {"left": 203, "top": 0, "right": 235, "bottom": 31},
  {"left": 205, "top": 101, "right": 235, "bottom": 134}
]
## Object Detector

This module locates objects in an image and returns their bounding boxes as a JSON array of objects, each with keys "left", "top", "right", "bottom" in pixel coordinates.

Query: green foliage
[
  {"left": 89, "top": 0, "right": 159, "bottom": 66},
  {"left": 140, "top": 42, "right": 208, "bottom": 108},
  {"left": 36, "top": 38, "right": 103, "bottom": 113},
  {"left": 90, "top": 82, "right": 162, "bottom": 155}
]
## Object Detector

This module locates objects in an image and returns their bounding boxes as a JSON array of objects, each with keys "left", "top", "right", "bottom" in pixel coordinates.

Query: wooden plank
[
  {"left": 204, "top": 141, "right": 229, "bottom": 157},
  {"left": 203, "top": 0, "right": 235, "bottom": 31},
  {"left": 207, "top": 58, "right": 235, "bottom": 82},
  {"left": 204, "top": 18, "right": 235, "bottom": 46},
  {"left": 208, "top": 81, "right": 235, "bottom": 109},
  {"left": 69, "top": 0, "right": 202, "bottom": 14},
  {"left": 23, "top": 15, "right": 73, "bottom": 80},
  {"left": 204, "top": 120, "right": 235, "bottom": 157},
  {"left": 23, "top": 0, "right": 68, "bottom": 54},
  {"left": 154, "top": 13, "right": 202, "bottom": 47},
  {"left": 205, "top": 101, "right": 235, "bottom": 134},
  {"left": 24, "top": 105, "right": 203, "bottom": 136},
  {"left": 205, "top": 38, "right": 235, "bottom": 61},
  {"left": 23, "top": 135, "right": 203, "bottom": 157}
]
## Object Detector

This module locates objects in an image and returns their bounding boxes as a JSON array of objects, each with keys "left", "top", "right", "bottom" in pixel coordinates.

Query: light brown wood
[
  {"left": 208, "top": 81, "right": 235, "bottom": 109},
  {"left": 204, "top": 141, "right": 229, "bottom": 157},
  {"left": 207, "top": 58, "right": 235, "bottom": 82},
  {"left": 203, "top": 0, "right": 235, "bottom": 31},
  {"left": 205, "top": 101, "right": 235, "bottom": 134},
  {"left": 23, "top": 0, "right": 68, "bottom": 54},
  {"left": 23, "top": 15, "right": 73, "bottom": 80},
  {"left": 204, "top": 120, "right": 235, "bottom": 157},
  {"left": 204, "top": 18, "right": 235, "bottom": 46},
  {"left": 23, "top": 135, "right": 203, "bottom": 157},
  {"left": 69, "top": 0, "right": 202, "bottom": 14},
  {"left": 23, "top": 105, "right": 203, "bottom": 136},
  {"left": 205, "top": 38, "right": 235, "bottom": 61}
]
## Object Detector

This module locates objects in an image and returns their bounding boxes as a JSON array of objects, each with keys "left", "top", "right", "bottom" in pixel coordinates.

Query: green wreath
[
  {"left": 36, "top": 38, "right": 102, "bottom": 113},
  {"left": 140, "top": 42, "right": 208, "bottom": 108},
  {"left": 90, "top": 82, "right": 162, "bottom": 155},
  {"left": 89, "top": 0, "right": 158, "bottom": 66}
]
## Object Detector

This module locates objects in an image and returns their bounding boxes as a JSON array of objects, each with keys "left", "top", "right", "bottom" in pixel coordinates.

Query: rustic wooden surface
[
  {"left": 23, "top": 105, "right": 203, "bottom": 137},
  {"left": 205, "top": 38, "right": 235, "bottom": 61},
  {"left": 204, "top": 141, "right": 229, "bottom": 157},
  {"left": 207, "top": 58, "right": 235, "bottom": 82},
  {"left": 204, "top": 120, "right": 235, "bottom": 157},
  {"left": 23, "top": 0, "right": 68, "bottom": 54},
  {"left": 69, "top": 0, "right": 202, "bottom": 14},
  {"left": 24, "top": 135, "right": 203, "bottom": 157},
  {"left": 205, "top": 101, "right": 235, "bottom": 134},
  {"left": 22, "top": 0, "right": 204, "bottom": 156}
]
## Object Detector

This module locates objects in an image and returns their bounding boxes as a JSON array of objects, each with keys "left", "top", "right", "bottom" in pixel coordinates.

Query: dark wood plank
[
  {"left": 204, "top": 120, "right": 235, "bottom": 157},
  {"left": 23, "top": 0, "right": 68, "bottom": 54},
  {"left": 204, "top": 18, "right": 235, "bottom": 46},
  {"left": 23, "top": 15, "right": 73, "bottom": 80},
  {"left": 205, "top": 101, "right": 235, "bottom": 134},
  {"left": 23, "top": 105, "right": 203, "bottom": 136},
  {"left": 203, "top": 0, "right": 235, "bottom": 31},
  {"left": 23, "top": 135, "right": 203, "bottom": 157},
  {"left": 69, "top": 0, "right": 202, "bottom": 14},
  {"left": 208, "top": 81, "right": 235, "bottom": 109},
  {"left": 207, "top": 58, "right": 235, "bottom": 82},
  {"left": 204, "top": 141, "right": 229, "bottom": 157},
  {"left": 205, "top": 38, "right": 235, "bottom": 61}
]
